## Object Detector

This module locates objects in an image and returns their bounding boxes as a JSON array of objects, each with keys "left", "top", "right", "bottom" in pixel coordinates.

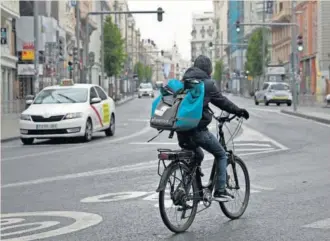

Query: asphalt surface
[{"left": 1, "top": 95, "right": 330, "bottom": 241}]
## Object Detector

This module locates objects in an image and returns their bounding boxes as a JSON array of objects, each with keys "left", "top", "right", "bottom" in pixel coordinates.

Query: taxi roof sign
[{"left": 60, "top": 79, "right": 74, "bottom": 86}]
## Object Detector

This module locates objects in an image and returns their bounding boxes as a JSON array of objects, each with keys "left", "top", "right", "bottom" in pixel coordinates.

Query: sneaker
[{"left": 213, "top": 189, "right": 234, "bottom": 202}]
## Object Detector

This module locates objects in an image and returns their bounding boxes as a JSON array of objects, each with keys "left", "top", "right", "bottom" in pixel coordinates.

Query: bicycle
[{"left": 154, "top": 112, "right": 250, "bottom": 233}]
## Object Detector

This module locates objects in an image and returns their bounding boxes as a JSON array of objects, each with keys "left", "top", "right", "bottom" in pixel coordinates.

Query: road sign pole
[
  {"left": 33, "top": 2, "right": 39, "bottom": 95},
  {"left": 291, "top": 0, "right": 298, "bottom": 112}
]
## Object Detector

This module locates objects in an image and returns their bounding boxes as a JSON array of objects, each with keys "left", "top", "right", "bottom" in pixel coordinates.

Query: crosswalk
[{"left": 129, "top": 124, "right": 289, "bottom": 157}]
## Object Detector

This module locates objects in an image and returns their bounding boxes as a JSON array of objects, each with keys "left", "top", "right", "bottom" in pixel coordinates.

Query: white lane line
[
  {"left": 1, "top": 150, "right": 285, "bottom": 189},
  {"left": 1, "top": 125, "right": 152, "bottom": 162},
  {"left": 129, "top": 142, "right": 273, "bottom": 148},
  {"left": 302, "top": 218, "right": 330, "bottom": 229}
]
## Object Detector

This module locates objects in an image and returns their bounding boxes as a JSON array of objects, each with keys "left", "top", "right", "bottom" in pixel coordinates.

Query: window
[
  {"left": 34, "top": 88, "right": 88, "bottom": 104},
  {"left": 90, "top": 87, "right": 98, "bottom": 100},
  {"left": 270, "top": 83, "right": 290, "bottom": 90},
  {"left": 95, "top": 86, "right": 108, "bottom": 100},
  {"left": 262, "top": 84, "right": 269, "bottom": 90}
]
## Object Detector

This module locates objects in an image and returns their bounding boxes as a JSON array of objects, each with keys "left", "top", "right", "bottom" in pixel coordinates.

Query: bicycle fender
[{"left": 156, "top": 162, "right": 187, "bottom": 192}]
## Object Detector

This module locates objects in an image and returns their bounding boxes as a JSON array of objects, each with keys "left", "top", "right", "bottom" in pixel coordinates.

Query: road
[{"left": 1, "top": 95, "right": 330, "bottom": 241}]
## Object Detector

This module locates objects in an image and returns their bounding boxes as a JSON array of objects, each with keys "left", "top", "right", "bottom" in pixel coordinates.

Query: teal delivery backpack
[{"left": 150, "top": 78, "right": 205, "bottom": 132}]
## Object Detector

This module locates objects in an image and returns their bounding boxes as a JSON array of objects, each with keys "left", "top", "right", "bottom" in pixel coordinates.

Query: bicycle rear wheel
[
  {"left": 220, "top": 155, "right": 250, "bottom": 219},
  {"left": 159, "top": 162, "right": 199, "bottom": 233}
]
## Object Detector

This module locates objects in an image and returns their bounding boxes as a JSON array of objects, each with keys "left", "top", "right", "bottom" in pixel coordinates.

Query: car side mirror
[
  {"left": 91, "top": 97, "right": 101, "bottom": 104},
  {"left": 26, "top": 99, "right": 33, "bottom": 105}
]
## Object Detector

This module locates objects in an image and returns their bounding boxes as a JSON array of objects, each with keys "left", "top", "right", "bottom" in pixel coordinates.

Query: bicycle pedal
[{"left": 177, "top": 205, "right": 192, "bottom": 211}]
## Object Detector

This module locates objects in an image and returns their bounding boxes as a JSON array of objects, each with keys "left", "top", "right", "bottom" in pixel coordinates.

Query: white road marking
[
  {"left": 81, "top": 192, "right": 149, "bottom": 203},
  {"left": 1, "top": 125, "right": 152, "bottom": 162},
  {"left": 0, "top": 211, "right": 102, "bottom": 241},
  {"left": 302, "top": 218, "right": 330, "bottom": 229},
  {"left": 1, "top": 150, "right": 286, "bottom": 189},
  {"left": 1, "top": 221, "right": 60, "bottom": 238},
  {"left": 129, "top": 142, "right": 273, "bottom": 148},
  {"left": 236, "top": 125, "right": 289, "bottom": 150},
  {"left": 249, "top": 108, "right": 280, "bottom": 113}
]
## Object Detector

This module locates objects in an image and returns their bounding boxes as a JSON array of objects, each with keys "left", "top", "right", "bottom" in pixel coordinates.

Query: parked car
[
  {"left": 254, "top": 82, "right": 292, "bottom": 106},
  {"left": 138, "top": 83, "right": 154, "bottom": 98}
]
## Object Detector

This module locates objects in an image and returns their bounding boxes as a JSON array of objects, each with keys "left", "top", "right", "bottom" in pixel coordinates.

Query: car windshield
[
  {"left": 33, "top": 88, "right": 88, "bottom": 104},
  {"left": 140, "top": 83, "right": 152, "bottom": 89},
  {"left": 271, "top": 84, "right": 290, "bottom": 91}
]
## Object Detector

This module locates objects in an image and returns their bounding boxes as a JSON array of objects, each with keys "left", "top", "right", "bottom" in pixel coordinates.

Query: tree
[
  {"left": 144, "top": 65, "right": 153, "bottom": 82},
  {"left": 213, "top": 60, "right": 224, "bottom": 86},
  {"left": 245, "top": 28, "right": 269, "bottom": 77},
  {"left": 103, "top": 16, "right": 126, "bottom": 77},
  {"left": 134, "top": 62, "right": 145, "bottom": 83}
]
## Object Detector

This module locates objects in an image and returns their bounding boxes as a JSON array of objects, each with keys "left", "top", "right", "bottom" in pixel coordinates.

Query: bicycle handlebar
[{"left": 213, "top": 114, "right": 240, "bottom": 123}]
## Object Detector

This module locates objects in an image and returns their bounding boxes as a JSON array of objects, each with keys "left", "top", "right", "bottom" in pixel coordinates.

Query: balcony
[{"left": 272, "top": 4, "right": 291, "bottom": 23}]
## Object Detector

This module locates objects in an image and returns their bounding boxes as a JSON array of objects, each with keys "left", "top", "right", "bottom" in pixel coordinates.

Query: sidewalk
[
  {"left": 1, "top": 95, "right": 136, "bottom": 142},
  {"left": 281, "top": 106, "right": 330, "bottom": 125}
]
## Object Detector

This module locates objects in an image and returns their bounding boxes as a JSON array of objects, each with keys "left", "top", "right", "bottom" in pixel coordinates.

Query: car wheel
[
  {"left": 287, "top": 102, "right": 292, "bottom": 106},
  {"left": 21, "top": 138, "right": 34, "bottom": 145},
  {"left": 264, "top": 97, "right": 269, "bottom": 106},
  {"left": 254, "top": 97, "right": 259, "bottom": 105},
  {"left": 105, "top": 114, "right": 115, "bottom": 136},
  {"left": 277, "top": 103, "right": 280, "bottom": 106},
  {"left": 138, "top": 95, "right": 141, "bottom": 98},
  {"left": 82, "top": 118, "right": 93, "bottom": 142}
]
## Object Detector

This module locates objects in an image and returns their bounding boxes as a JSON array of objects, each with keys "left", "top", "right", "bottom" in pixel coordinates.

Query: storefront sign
[
  {"left": 18, "top": 64, "right": 43, "bottom": 76},
  {"left": 22, "top": 50, "right": 35, "bottom": 60}
]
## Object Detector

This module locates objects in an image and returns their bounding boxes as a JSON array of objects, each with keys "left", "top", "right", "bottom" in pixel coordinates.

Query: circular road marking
[{"left": 0, "top": 211, "right": 102, "bottom": 241}]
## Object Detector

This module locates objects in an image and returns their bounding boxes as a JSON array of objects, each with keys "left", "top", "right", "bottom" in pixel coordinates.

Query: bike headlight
[
  {"left": 64, "top": 112, "right": 83, "bottom": 119},
  {"left": 20, "top": 114, "right": 32, "bottom": 121}
]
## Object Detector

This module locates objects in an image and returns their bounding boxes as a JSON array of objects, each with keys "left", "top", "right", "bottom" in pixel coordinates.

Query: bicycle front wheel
[
  {"left": 159, "top": 162, "right": 199, "bottom": 233},
  {"left": 220, "top": 155, "right": 250, "bottom": 219}
]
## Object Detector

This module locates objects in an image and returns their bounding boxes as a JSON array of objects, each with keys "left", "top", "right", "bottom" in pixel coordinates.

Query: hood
[
  {"left": 182, "top": 67, "right": 210, "bottom": 81},
  {"left": 23, "top": 103, "right": 87, "bottom": 116}
]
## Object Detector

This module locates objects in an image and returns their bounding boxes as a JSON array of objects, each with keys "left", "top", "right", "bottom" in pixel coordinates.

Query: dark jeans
[{"left": 177, "top": 128, "right": 227, "bottom": 191}]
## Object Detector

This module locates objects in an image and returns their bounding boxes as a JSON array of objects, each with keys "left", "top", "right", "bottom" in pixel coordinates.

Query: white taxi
[{"left": 19, "top": 79, "right": 116, "bottom": 145}]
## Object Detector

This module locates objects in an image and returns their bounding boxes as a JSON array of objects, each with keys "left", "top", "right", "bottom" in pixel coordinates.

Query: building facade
[
  {"left": 213, "top": 0, "right": 228, "bottom": 64},
  {"left": 190, "top": 12, "right": 215, "bottom": 63},
  {"left": 271, "top": 0, "right": 292, "bottom": 73},
  {"left": 227, "top": 0, "right": 245, "bottom": 72},
  {"left": 316, "top": 0, "right": 330, "bottom": 97},
  {"left": 1, "top": 0, "right": 20, "bottom": 109},
  {"left": 296, "top": 0, "right": 317, "bottom": 94}
]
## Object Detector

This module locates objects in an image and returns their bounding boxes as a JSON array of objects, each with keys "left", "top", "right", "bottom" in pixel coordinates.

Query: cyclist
[{"left": 177, "top": 55, "right": 249, "bottom": 202}]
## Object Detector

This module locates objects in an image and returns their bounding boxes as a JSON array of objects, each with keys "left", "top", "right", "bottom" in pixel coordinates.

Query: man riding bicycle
[{"left": 177, "top": 55, "right": 249, "bottom": 202}]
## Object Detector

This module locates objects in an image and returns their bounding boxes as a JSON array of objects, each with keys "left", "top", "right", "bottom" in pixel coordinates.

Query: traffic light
[
  {"left": 73, "top": 47, "right": 78, "bottom": 64},
  {"left": 157, "top": 7, "right": 163, "bottom": 22},
  {"left": 67, "top": 61, "right": 73, "bottom": 71},
  {"left": 160, "top": 50, "right": 164, "bottom": 56},
  {"left": 297, "top": 35, "right": 303, "bottom": 52},
  {"left": 58, "top": 39, "right": 64, "bottom": 59},
  {"left": 235, "top": 21, "right": 240, "bottom": 33},
  {"left": 208, "top": 42, "right": 213, "bottom": 48}
]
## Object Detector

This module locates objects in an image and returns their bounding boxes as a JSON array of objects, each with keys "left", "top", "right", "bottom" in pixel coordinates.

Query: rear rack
[{"left": 157, "top": 149, "right": 195, "bottom": 160}]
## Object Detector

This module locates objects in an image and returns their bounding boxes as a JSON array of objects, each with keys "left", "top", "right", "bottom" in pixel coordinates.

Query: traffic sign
[{"left": 22, "top": 50, "right": 35, "bottom": 60}]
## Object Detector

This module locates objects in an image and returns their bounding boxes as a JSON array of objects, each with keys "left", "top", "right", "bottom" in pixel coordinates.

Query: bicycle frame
[{"left": 197, "top": 117, "right": 241, "bottom": 196}]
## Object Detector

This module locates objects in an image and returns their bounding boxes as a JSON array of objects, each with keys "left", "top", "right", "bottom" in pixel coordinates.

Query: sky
[{"left": 127, "top": 0, "right": 213, "bottom": 61}]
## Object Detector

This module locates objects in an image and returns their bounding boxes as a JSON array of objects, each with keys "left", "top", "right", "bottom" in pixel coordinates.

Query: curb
[
  {"left": 1, "top": 136, "right": 20, "bottom": 143},
  {"left": 280, "top": 109, "right": 330, "bottom": 125},
  {"left": 115, "top": 95, "right": 136, "bottom": 106},
  {"left": 1, "top": 96, "right": 137, "bottom": 143}
]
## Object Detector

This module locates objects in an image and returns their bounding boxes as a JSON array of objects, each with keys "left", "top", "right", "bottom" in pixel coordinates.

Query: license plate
[
  {"left": 36, "top": 124, "right": 58, "bottom": 129},
  {"left": 273, "top": 96, "right": 288, "bottom": 100}
]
